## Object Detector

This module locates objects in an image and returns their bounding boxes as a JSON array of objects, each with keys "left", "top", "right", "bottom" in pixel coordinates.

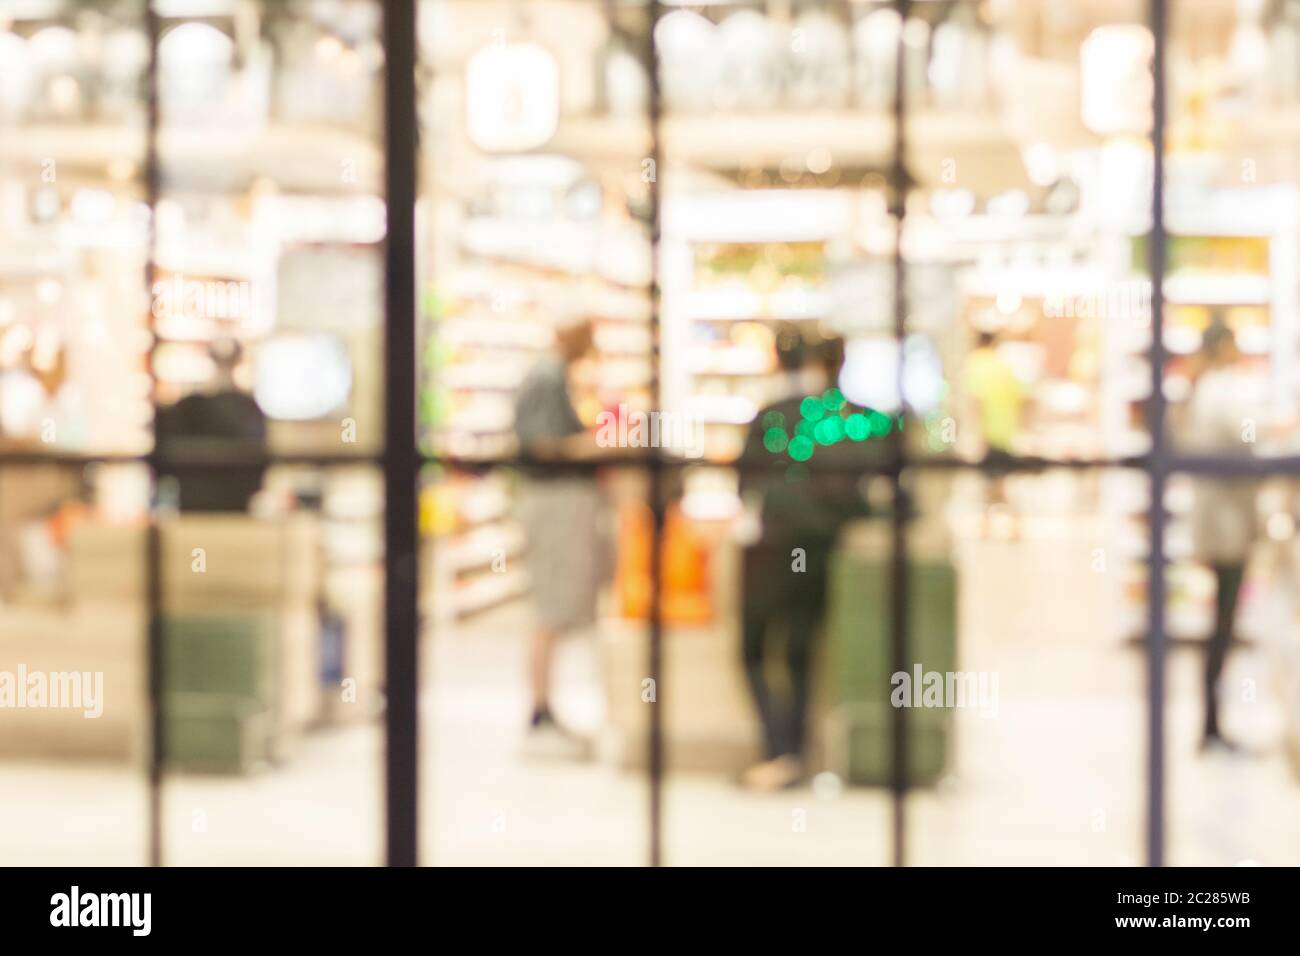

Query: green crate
[
  {"left": 160, "top": 612, "right": 279, "bottom": 774},
  {"left": 823, "top": 704, "right": 950, "bottom": 787},
  {"left": 824, "top": 543, "right": 957, "bottom": 786},
  {"left": 161, "top": 613, "right": 277, "bottom": 702},
  {"left": 162, "top": 694, "right": 273, "bottom": 773}
]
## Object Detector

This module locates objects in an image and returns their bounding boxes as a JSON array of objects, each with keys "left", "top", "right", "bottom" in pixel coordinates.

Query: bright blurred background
[{"left": 1, "top": 0, "right": 1299, "bottom": 866}]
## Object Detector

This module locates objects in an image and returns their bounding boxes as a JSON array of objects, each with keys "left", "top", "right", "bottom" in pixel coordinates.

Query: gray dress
[{"left": 513, "top": 355, "right": 601, "bottom": 632}]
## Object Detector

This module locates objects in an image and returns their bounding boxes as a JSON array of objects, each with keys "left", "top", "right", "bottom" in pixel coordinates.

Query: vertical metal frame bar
[
  {"left": 1145, "top": 0, "right": 1169, "bottom": 868},
  {"left": 888, "top": 0, "right": 911, "bottom": 868},
  {"left": 143, "top": 0, "right": 163, "bottom": 869},
  {"left": 136, "top": 0, "right": 420, "bottom": 869},
  {"left": 645, "top": 0, "right": 666, "bottom": 868},
  {"left": 382, "top": 0, "right": 421, "bottom": 868}
]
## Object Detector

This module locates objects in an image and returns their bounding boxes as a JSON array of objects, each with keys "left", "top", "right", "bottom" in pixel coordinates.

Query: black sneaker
[{"left": 522, "top": 712, "right": 593, "bottom": 761}]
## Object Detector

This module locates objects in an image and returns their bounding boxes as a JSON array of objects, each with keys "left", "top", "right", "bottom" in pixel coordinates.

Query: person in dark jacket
[
  {"left": 736, "top": 327, "right": 880, "bottom": 790},
  {"left": 154, "top": 338, "right": 267, "bottom": 513}
]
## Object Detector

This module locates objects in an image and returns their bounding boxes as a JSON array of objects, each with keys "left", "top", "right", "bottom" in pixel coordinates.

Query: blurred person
[
  {"left": 961, "top": 329, "right": 1025, "bottom": 533},
  {"left": 0, "top": 327, "right": 69, "bottom": 443},
  {"left": 735, "top": 328, "right": 876, "bottom": 790},
  {"left": 154, "top": 337, "right": 266, "bottom": 512},
  {"left": 1186, "top": 319, "right": 1261, "bottom": 753},
  {"left": 513, "top": 316, "right": 602, "bottom": 759}
]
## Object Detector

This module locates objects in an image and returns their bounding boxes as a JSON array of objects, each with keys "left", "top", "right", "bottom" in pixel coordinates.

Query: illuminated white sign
[
  {"left": 465, "top": 41, "right": 559, "bottom": 153},
  {"left": 1081, "top": 25, "right": 1154, "bottom": 136}
]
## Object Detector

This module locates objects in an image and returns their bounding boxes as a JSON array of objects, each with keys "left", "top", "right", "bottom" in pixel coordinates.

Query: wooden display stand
[
  {"left": 600, "top": 539, "right": 766, "bottom": 773},
  {"left": 0, "top": 513, "right": 321, "bottom": 765}
]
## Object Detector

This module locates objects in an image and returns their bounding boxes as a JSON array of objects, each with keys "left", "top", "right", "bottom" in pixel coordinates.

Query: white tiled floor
[{"left": 2, "top": 527, "right": 1299, "bottom": 865}]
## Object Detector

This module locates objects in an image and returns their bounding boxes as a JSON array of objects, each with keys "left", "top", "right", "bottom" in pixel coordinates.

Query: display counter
[
  {"left": 599, "top": 514, "right": 958, "bottom": 783},
  {"left": 600, "top": 537, "right": 759, "bottom": 772},
  {"left": 0, "top": 513, "right": 322, "bottom": 768}
]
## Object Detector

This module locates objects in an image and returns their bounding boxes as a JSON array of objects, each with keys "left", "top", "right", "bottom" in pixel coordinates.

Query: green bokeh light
[
  {"left": 788, "top": 435, "right": 814, "bottom": 461},
  {"left": 763, "top": 428, "right": 789, "bottom": 453},
  {"left": 821, "top": 387, "right": 845, "bottom": 412},
  {"left": 795, "top": 418, "right": 816, "bottom": 440},
  {"left": 868, "top": 410, "right": 892, "bottom": 437},
  {"left": 844, "top": 413, "right": 869, "bottom": 441},
  {"left": 814, "top": 416, "right": 845, "bottom": 445},
  {"left": 799, "top": 396, "right": 825, "bottom": 421},
  {"left": 761, "top": 410, "right": 786, "bottom": 430}
]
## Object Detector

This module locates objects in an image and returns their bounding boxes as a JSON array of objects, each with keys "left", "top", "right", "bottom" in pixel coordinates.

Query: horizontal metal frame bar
[{"left": 7, "top": 449, "right": 1300, "bottom": 478}]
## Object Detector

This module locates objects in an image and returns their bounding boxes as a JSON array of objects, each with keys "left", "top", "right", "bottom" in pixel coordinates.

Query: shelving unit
[
  {"left": 1107, "top": 186, "right": 1300, "bottom": 641},
  {"left": 0, "top": 123, "right": 381, "bottom": 194},
  {"left": 659, "top": 190, "right": 855, "bottom": 462},
  {"left": 421, "top": 470, "right": 530, "bottom": 623},
  {"left": 552, "top": 108, "right": 1038, "bottom": 191},
  {"left": 418, "top": 143, "right": 657, "bottom": 618}
]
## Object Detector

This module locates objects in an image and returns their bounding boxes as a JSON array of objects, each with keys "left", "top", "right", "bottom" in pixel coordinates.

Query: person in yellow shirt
[
  {"left": 961, "top": 331, "right": 1025, "bottom": 531},
  {"left": 963, "top": 331, "right": 1024, "bottom": 453}
]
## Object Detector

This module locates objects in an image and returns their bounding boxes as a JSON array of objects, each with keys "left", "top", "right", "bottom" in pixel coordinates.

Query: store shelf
[
  {"left": 551, "top": 109, "right": 1028, "bottom": 188},
  {"left": 449, "top": 569, "right": 531, "bottom": 619},
  {"left": 436, "top": 520, "right": 527, "bottom": 574},
  {"left": 686, "top": 286, "right": 831, "bottom": 321},
  {"left": 0, "top": 123, "right": 382, "bottom": 193},
  {"left": 1161, "top": 273, "right": 1271, "bottom": 306},
  {"left": 439, "top": 363, "right": 528, "bottom": 391},
  {"left": 438, "top": 315, "right": 552, "bottom": 350},
  {"left": 460, "top": 217, "right": 651, "bottom": 289},
  {"left": 1237, "top": 107, "right": 1300, "bottom": 159},
  {"left": 666, "top": 188, "right": 852, "bottom": 243},
  {"left": 452, "top": 482, "right": 513, "bottom": 528},
  {"left": 689, "top": 395, "right": 760, "bottom": 426},
  {"left": 688, "top": 347, "right": 773, "bottom": 376}
]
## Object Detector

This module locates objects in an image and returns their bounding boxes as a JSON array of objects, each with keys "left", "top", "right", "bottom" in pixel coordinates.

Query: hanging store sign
[{"left": 465, "top": 41, "right": 560, "bottom": 153}]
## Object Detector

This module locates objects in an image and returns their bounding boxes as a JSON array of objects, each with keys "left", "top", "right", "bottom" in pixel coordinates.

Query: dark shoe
[
  {"left": 739, "top": 755, "right": 804, "bottom": 792},
  {"left": 522, "top": 712, "right": 593, "bottom": 761},
  {"left": 1200, "top": 733, "right": 1244, "bottom": 756}
]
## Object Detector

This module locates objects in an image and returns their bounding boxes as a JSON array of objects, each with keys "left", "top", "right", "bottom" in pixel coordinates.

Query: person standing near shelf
[
  {"left": 1185, "top": 319, "right": 1263, "bottom": 753},
  {"left": 736, "top": 327, "right": 875, "bottom": 790},
  {"left": 961, "top": 329, "right": 1025, "bottom": 534},
  {"left": 513, "top": 315, "right": 602, "bottom": 759}
]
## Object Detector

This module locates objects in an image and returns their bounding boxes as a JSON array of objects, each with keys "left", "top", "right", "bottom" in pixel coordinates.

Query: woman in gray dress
[{"left": 513, "top": 317, "right": 602, "bottom": 757}]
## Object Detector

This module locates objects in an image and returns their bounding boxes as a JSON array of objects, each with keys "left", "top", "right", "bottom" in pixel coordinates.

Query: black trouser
[
  {"left": 741, "top": 541, "right": 829, "bottom": 760},
  {"left": 1205, "top": 562, "right": 1244, "bottom": 741}
]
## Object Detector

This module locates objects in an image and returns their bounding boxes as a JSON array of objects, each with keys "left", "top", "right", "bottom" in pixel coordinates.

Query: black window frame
[{"left": 1, "top": 0, "right": 1285, "bottom": 868}]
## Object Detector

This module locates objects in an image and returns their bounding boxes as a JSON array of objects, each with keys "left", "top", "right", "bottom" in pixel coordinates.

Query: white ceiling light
[
  {"left": 465, "top": 41, "right": 559, "bottom": 153},
  {"left": 1021, "top": 142, "right": 1060, "bottom": 187},
  {"left": 1080, "top": 25, "right": 1154, "bottom": 136},
  {"left": 158, "top": 22, "right": 234, "bottom": 108}
]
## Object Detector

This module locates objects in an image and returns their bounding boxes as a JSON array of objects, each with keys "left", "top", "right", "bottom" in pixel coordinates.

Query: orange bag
[{"left": 616, "top": 502, "right": 713, "bottom": 624}]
